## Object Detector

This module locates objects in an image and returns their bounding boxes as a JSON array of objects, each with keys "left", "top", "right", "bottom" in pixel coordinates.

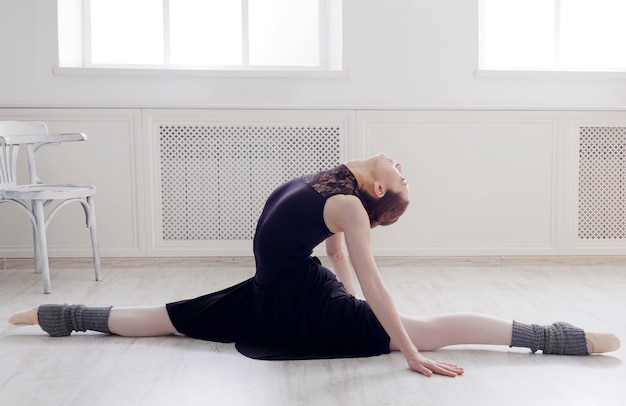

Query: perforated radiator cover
[
  {"left": 578, "top": 126, "right": 626, "bottom": 240},
  {"left": 159, "top": 124, "right": 341, "bottom": 240}
]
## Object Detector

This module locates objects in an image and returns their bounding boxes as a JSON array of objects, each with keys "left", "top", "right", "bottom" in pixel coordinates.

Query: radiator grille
[
  {"left": 578, "top": 126, "right": 626, "bottom": 240},
  {"left": 159, "top": 124, "right": 341, "bottom": 240}
]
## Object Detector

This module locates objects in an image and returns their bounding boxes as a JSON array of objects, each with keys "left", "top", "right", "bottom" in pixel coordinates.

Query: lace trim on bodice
[{"left": 302, "top": 164, "right": 360, "bottom": 200}]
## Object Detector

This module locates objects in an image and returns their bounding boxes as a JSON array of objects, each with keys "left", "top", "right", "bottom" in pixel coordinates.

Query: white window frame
[
  {"left": 56, "top": 0, "right": 345, "bottom": 78},
  {"left": 477, "top": 0, "right": 626, "bottom": 79}
]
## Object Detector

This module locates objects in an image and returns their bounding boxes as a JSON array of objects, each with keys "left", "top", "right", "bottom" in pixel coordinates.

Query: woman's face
[{"left": 375, "top": 153, "right": 410, "bottom": 201}]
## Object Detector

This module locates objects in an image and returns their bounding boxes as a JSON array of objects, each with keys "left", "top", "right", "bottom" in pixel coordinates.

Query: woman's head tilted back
[
  {"left": 344, "top": 152, "right": 411, "bottom": 227},
  {"left": 363, "top": 152, "right": 410, "bottom": 227}
]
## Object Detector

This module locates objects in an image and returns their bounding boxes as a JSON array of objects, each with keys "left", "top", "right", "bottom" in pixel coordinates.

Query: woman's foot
[
  {"left": 586, "top": 332, "right": 621, "bottom": 354},
  {"left": 8, "top": 307, "right": 39, "bottom": 325}
]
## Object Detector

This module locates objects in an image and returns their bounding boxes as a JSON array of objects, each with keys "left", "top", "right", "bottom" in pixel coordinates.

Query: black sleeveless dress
[{"left": 166, "top": 164, "right": 391, "bottom": 360}]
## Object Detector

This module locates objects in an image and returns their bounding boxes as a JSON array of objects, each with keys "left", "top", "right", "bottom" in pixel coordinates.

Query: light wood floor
[{"left": 1, "top": 256, "right": 625, "bottom": 406}]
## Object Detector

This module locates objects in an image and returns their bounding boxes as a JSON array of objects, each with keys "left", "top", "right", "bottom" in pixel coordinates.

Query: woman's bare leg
[
  {"left": 9, "top": 305, "right": 179, "bottom": 337},
  {"left": 390, "top": 313, "right": 513, "bottom": 351},
  {"left": 390, "top": 312, "right": 620, "bottom": 354},
  {"left": 108, "top": 306, "right": 179, "bottom": 336}
]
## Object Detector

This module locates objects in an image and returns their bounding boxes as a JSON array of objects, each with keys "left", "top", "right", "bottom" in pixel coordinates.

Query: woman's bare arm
[
  {"left": 324, "top": 194, "right": 462, "bottom": 377},
  {"left": 325, "top": 233, "right": 357, "bottom": 296}
]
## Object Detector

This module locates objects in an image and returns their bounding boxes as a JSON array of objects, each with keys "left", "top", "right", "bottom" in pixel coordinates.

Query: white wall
[
  {"left": 1, "top": 1, "right": 625, "bottom": 259},
  {"left": 1, "top": 0, "right": 625, "bottom": 109}
]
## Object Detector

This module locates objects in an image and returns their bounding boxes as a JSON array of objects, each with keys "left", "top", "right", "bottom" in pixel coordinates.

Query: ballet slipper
[
  {"left": 585, "top": 332, "right": 621, "bottom": 354},
  {"left": 8, "top": 307, "right": 39, "bottom": 326}
]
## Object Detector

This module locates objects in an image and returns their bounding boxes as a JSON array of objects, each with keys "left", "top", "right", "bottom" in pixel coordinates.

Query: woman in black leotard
[{"left": 9, "top": 153, "right": 620, "bottom": 378}]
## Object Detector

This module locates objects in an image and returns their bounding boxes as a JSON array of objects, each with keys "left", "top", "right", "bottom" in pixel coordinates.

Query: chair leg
[
  {"left": 32, "top": 200, "right": 52, "bottom": 294},
  {"left": 31, "top": 223, "right": 39, "bottom": 274},
  {"left": 86, "top": 196, "right": 102, "bottom": 281}
]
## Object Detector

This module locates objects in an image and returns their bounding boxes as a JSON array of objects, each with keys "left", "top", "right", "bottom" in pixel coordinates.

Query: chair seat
[{"left": 0, "top": 184, "right": 96, "bottom": 200}]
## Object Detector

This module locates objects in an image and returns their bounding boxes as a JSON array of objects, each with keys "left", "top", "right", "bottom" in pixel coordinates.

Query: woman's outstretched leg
[
  {"left": 108, "top": 306, "right": 178, "bottom": 336},
  {"left": 9, "top": 305, "right": 179, "bottom": 337},
  {"left": 390, "top": 312, "right": 620, "bottom": 355},
  {"left": 392, "top": 313, "right": 513, "bottom": 351}
]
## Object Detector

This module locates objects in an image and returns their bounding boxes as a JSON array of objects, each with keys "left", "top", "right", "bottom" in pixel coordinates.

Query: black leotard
[{"left": 166, "top": 164, "right": 390, "bottom": 360}]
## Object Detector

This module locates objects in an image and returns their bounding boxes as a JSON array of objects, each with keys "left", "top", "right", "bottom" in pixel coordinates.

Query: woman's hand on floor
[{"left": 406, "top": 352, "right": 464, "bottom": 377}]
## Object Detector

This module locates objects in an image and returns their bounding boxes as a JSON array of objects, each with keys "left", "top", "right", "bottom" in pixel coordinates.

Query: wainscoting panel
[
  {"left": 142, "top": 109, "right": 355, "bottom": 256},
  {"left": 1, "top": 108, "right": 624, "bottom": 258},
  {"left": 358, "top": 111, "right": 564, "bottom": 256}
]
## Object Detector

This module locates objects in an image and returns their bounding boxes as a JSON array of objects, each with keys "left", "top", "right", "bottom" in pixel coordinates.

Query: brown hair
[{"left": 358, "top": 188, "right": 409, "bottom": 227}]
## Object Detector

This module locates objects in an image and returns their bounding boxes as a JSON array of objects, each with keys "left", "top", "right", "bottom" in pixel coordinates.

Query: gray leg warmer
[
  {"left": 38, "top": 304, "right": 112, "bottom": 337},
  {"left": 511, "top": 320, "right": 589, "bottom": 355}
]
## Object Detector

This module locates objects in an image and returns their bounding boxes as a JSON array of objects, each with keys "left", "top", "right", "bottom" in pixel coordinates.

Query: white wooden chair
[{"left": 0, "top": 121, "right": 101, "bottom": 293}]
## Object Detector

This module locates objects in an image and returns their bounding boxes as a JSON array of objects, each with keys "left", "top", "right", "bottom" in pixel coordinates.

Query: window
[
  {"left": 479, "top": 0, "right": 626, "bottom": 72},
  {"left": 57, "top": 0, "right": 342, "bottom": 72}
]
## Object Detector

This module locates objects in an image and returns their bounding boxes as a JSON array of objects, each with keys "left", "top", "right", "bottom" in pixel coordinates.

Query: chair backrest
[
  {"left": 0, "top": 121, "right": 88, "bottom": 188},
  {"left": 0, "top": 121, "right": 49, "bottom": 188}
]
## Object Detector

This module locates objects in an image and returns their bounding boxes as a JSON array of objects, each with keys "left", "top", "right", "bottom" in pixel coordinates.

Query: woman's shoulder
[{"left": 324, "top": 194, "right": 370, "bottom": 233}]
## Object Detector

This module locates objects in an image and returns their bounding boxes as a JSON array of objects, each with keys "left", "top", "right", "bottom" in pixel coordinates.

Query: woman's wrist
[{"left": 399, "top": 339, "right": 420, "bottom": 360}]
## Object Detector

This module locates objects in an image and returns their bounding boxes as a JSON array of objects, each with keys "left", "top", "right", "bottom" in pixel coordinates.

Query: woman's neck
[{"left": 344, "top": 158, "right": 375, "bottom": 191}]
